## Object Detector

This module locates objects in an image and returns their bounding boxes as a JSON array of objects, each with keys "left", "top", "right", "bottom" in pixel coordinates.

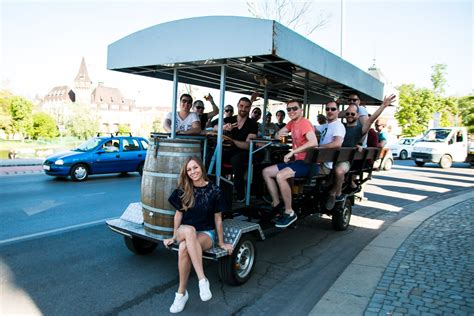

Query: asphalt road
[{"left": 1, "top": 162, "right": 473, "bottom": 315}]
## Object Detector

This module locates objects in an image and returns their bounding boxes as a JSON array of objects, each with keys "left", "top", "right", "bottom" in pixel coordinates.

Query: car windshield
[
  {"left": 420, "top": 129, "right": 451, "bottom": 142},
  {"left": 75, "top": 138, "right": 103, "bottom": 152}
]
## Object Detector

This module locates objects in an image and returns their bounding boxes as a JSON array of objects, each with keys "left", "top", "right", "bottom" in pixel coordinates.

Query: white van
[{"left": 411, "top": 127, "right": 469, "bottom": 169}]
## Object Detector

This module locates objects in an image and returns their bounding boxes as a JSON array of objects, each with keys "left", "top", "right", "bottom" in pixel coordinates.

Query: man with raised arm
[
  {"left": 262, "top": 100, "right": 318, "bottom": 228},
  {"left": 340, "top": 94, "right": 397, "bottom": 192},
  {"left": 163, "top": 94, "right": 202, "bottom": 134},
  {"left": 193, "top": 93, "right": 219, "bottom": 130}
]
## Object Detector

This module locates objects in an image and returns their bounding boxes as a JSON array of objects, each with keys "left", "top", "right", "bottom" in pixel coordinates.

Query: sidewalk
[
  {"left": 310, "top": 190, "right": 474, "bottom": 315},
  {"left": 0, "top": 158, "right": 44, "bottom": 176}
]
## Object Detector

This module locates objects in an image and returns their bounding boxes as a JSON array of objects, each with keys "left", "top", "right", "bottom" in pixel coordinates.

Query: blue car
[{"left": 43, "top": 135, "right": 149, "bottom": 181}]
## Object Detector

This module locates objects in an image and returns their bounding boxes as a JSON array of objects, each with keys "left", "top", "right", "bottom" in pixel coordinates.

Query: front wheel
[
  {"left": 383, "top": 158, "right": 393, "bottom": 171},
  {"left": 218, "top": 234, "right": 256, "bottom": 286},
  {"left": 399, "top": 150, "right": 408, "bottom": 160},
  {"left": 70, "top": 164, "right": 89, "bottom": 181},
  {"left": 415, "top": 161, "right": 425, "bottom": 167},
  {"left": 332, "top": 199, "right": 352, "bottom": 231},
  {"left": 439, "top": 155, "right": 452, "bottom": 169},
  {"left": 124, "top": 236, "right": 158, "bottom": 255}
]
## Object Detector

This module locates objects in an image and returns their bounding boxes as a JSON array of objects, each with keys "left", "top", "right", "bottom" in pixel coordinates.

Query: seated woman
[{"left": 163, "top": 156, "right": 233, "bottom": 314}]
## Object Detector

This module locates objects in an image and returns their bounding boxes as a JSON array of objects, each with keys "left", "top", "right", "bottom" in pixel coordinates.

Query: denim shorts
[
  {"left": 197, "top": 229, "right": 217, "bottom": 247},
  {"left": 277, "top": 160, "right": 310, "bottom": 178}
]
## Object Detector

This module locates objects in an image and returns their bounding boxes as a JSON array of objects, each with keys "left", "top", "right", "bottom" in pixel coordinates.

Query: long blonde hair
[{"left": 177, "top": 156, "right": 209, "bottom": 211}]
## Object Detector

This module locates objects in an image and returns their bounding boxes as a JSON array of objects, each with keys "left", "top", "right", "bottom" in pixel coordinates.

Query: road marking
[
  {"left": 0, "top": 217, "right": 116, "bottom": 246},
  {"left": 23, "top": 199, "right": 63, "bottom": 216}
]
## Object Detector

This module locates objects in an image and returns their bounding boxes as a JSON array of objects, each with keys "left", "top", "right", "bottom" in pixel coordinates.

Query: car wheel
[
  {"left": 415, "top": 161, "right": 425, "bottom": 167},
  {"left": 70, "top": 164, "right": 89, "bottom": 181},
  {"left": 137, "top": 162, "right": 144, "bottom": 176},
  {"left": 400, "top": 150, "right": 408, "bottom": 160},
  {"left": 439, "top": 155, "right": 452, "bottom": 169}
]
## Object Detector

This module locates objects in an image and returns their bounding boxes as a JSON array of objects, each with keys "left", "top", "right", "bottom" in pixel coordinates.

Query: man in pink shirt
[{"left": 262, "top": 100, "right": 318, "bottom": 228}]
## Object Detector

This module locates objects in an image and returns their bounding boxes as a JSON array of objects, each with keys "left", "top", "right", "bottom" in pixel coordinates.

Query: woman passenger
[{"left": 164, "top": 156, "right": 233, "bottom": 313}]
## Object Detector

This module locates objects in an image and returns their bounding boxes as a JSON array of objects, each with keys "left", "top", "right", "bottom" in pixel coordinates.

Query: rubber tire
[
  {"left": 332, "top": 199, "right": 352, "bottom": 231},
  {"left": 439, "top": 155, "right": 452, "bottom": 169},
  {"left": 124, "top": 236, "right": 158, "bottom": 255},
  {"left": 70, "top": 164, "right": 89, "bottom": 181},
  {"left": 383, "top": 158, "right": 393, "bottom": 171},
  {"left": 415, "top": 161, "right": 425, "bottom": 167},
  {"left": 399, "top": 150, "right": 408, "bottom": 160},
  {"left": 137, "top": 162, "right": 144, "bottom": 176},
  {"left": 218, "top": 234, "right": 256, "bottom": 286}
]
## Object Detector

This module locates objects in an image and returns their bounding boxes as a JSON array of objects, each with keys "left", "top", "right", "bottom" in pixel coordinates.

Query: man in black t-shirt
[{"left": 214, "top": 97, "right": 258, "bottom": 202}]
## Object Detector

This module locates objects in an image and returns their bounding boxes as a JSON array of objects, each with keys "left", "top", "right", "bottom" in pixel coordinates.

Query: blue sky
[{"left": 1, "top": 0, "right": 472, "bottom": 106}]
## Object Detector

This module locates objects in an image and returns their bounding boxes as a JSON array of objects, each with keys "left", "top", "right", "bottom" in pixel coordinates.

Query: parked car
[
  {"left": 43, "top": 134, "right": 149, "bottom": 181},
  {"left": 389, "top": 137, "right": 418, "bottom": 160}
]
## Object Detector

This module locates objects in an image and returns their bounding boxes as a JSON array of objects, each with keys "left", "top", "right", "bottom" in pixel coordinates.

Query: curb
[{"left": 309, "top": 190, "right": 474, "bottom": 315}]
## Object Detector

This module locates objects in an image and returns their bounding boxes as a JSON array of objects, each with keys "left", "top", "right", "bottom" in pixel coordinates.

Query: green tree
[
  {"left": 31, "top": 112, "right": 59, "bottom": 139},
  {"left": 9, "top": 96, "right": 33, "bottom": 138},
  {"left": 431, "top": 64, "right": 447, "bottom": 95},
  {"left": 458, "top": 94, "right": 474, "bottom": 133},
  {"left": 0, "top": 90, "right": 13, "bottom": 135},
  {"left": 395, "top": 84, "right": 436, "bottom": 136},
  {"left": 65, "top": 105, "right": 99, "bottom": 140},
  {"left": 117, "top": 124, "right": 131, "bottom": 134}
]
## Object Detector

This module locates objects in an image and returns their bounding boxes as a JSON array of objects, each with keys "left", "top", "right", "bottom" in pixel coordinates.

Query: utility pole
[{"left": 340, "top": 0, "right": 345, "bottom": 58}]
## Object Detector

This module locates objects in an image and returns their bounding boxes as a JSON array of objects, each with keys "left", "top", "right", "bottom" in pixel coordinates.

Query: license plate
[
  {"left": 415, "top": 158, "right": 423, "bottom": 162},
  {"left": 43, "top": 165, "right": 50, "bottom": 170}
]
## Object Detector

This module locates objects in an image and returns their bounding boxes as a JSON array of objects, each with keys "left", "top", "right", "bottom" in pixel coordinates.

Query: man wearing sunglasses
[
  {"left": 340, "top": 94, "right": 396, "bottom": 192},
  {"left": 262, "top": 100, "right": 318, "bottom": 228},
  {"left": 316, "top": 101, "right": 347, "bottom": 210},
  {"left": 210, "top": 105, "right": 234, "bottom": 128},
  {"left": 215, "top": 97, "right": 258, "bottom": 202},
  {"left": 193, "top": 94, "right": 219, "bottom": 130},
  {"left": 163, "top": 94, "right": 202, "bottom": 134}
]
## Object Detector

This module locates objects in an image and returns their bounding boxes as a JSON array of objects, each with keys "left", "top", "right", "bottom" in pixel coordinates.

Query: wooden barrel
[{"left": 141, "top": 138, "right": 201, "bottom": 239}]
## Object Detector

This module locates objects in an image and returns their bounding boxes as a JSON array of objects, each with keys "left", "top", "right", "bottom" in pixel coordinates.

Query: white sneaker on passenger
[
  {"left": 170, "top": 291, "right": 188, "bottom": 313},
  {"left": 198, "top": 278, "right": 212, "bottom": 301}
]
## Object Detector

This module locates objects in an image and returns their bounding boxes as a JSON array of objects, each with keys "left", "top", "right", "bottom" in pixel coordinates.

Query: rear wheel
[
  {"left": 124, "top": 236, "right": 158, "bottom": 255},
  {"left": 218, "top": 234, "right": 256, "bottom": 286},
  {"left": 415, "top": 161, "right": 425, "bottom": 167},
  {"left": 70, "top": 164, "right": 89, "bottom": 181},
  {"left": 332, "top": 199, "right": 352, "bottom": 231},
  {"left": 399, "top": 150, "right": 408, "bottom": 160},
  {"left": 439, "top": 155, "right": 452, "bottom": 169}
]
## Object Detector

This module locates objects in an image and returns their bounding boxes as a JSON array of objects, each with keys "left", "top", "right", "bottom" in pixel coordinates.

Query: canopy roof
[{"left": 107, "top": 16, "right": 384, "bottom": 104}]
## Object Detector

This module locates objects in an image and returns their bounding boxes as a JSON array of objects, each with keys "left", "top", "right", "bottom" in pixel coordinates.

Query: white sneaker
[
  {"left": 198, "top": 278, "right": 212, "bottom": 301},
  {"left": 170, "top": 291, "right": 188, "bottom": 313}
]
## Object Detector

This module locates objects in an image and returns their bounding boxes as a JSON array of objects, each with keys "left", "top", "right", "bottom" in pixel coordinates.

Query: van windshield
[{"left": 420, "top": 129, "right": 451, "bottom": 142}]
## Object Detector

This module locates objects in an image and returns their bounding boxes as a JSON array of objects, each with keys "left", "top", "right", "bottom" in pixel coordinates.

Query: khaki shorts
[{"left": 320, "top": 161, "right": 350, "bottom": 175}]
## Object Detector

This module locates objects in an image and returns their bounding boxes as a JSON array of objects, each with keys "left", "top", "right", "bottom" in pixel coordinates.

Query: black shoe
[
  {"left": 275, "top": 212, "right": 298, "bottom": 228},
  {"left": 271, "top": 201, "right": 284, "bottom": 213},
  {"left": 335, "top": 194, "right": 346, "bottom": 202}
]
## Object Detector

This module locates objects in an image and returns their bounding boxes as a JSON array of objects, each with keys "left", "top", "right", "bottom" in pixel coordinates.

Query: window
[
  {"left": 140, "top": 139, "right": 148, "bottom": 150},
  {"left": 123, "top": 138, "right": 140, "bottom": 151}
]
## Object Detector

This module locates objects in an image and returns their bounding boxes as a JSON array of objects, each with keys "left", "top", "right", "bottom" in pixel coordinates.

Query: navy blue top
[{"left": 168, "top": 182, "right": 227, "bottom": 231}]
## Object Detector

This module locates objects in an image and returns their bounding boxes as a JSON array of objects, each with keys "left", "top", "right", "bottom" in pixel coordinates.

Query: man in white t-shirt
[
  {"left": 316, "top": 101, "right": 347, "bottom": 210},
  {"left": 163, "top": 94, "right": 201, "bottom": 134}
]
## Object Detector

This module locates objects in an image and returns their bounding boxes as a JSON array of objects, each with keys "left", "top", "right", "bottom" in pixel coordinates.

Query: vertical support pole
[
  {"left": 215, "top": 65, "right": 226, "bottom": 186},
  {"left": 304, "top": 71, "right": 309, "bottom": 118},
  {"left": 171, "top": 68, "right": 178, "bottom": 139},
  {"left": 261, "top": 87, "right": 268, "bottom": 136}
]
